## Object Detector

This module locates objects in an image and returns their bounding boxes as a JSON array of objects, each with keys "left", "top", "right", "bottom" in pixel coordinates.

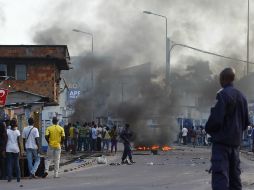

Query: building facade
[{"left": 0, "top": 45, "right": 70, "bottom": 149}]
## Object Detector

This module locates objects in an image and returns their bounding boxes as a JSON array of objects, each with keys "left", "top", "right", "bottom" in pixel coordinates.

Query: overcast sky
[{"left": 0, "top": 0, "right": 252, "bottom": 75}]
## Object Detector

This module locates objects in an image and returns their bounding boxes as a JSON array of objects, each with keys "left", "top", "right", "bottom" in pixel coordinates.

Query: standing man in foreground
[
  {"left": 43, "top": 117, "right": 65, "bottom": 178},
  {"left": 22, "top": 117, "right": 40, "bottom": 179},
  {"left": 205, "top": 68, "right": 249, "bottom": 190}
]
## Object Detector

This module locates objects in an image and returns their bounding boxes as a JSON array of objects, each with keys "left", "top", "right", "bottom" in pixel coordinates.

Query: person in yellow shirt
[
  {"left": 42, "top": 117, "right": 65, "bottom": 178},
  {"left": 69, "top": 124, "right": 78, "bottom": 154}
]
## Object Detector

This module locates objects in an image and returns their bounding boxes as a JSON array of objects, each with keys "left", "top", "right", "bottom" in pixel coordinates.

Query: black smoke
[{"left": 31, "top": 0, "right": 249, "bottom": 145}]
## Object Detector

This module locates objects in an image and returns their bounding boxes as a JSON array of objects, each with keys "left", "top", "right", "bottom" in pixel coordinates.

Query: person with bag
[
  {"left": 22, "top": 117, "right": 40, "bottom": 179},
  {"left": 6, "top": 118, "right": 21, "bottom": 182}
]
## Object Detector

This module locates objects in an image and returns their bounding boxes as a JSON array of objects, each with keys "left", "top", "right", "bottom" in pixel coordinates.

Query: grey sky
[{"left": 0, "top": 0, "right": 252, "bottom": 75}]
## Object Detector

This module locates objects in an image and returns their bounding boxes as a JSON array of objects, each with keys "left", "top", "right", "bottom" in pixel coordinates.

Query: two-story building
[{"left": 0, "top": 45, "right": 71, "bottom": 148}]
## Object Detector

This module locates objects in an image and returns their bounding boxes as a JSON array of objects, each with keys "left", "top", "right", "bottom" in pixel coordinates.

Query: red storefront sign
[{"left": 0, "top": 89, "right": 8, "bottom": 107}]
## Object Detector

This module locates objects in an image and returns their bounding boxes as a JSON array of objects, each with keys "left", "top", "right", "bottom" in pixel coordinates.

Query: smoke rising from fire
[{"left": 31, "top": 0, "right": 251, "bottom": 144}]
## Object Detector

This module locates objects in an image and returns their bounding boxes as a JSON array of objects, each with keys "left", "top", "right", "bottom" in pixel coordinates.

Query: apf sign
[
  {"left": 68, "top": 89, "right": 81, "bottom": 101},
  {"left": 0, "top": 89, "right": 8, "bottom": 107}
]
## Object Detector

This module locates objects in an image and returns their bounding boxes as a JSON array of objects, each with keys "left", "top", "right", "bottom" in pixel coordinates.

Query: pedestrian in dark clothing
[
  {"left": 120, "top": 124, "right": 135, "bottom": 164},
  {"left": 0, "top": 122, "right": 7, "bottom": 180},
  {"left": 205, "top": 68, "right": 249, "bottom": 190},
  {"left": 64, "top": 123, "right": 71, "bottom": 152}
]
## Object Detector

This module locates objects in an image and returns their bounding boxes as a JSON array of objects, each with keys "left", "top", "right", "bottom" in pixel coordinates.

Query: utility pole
[
  {"left": 121, "top": 81, "right": 125, "bottom": 103},
  {"left": 247, "top": 0, "right": 250, "bottom": 75}
]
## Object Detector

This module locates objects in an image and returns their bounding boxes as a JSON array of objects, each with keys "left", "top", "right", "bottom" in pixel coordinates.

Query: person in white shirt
[
  {"left": 6, "top": 118, "right": 21, "bottom": 182},
  {"left": 182, "top": 127, "right": 188, "bottom": 145},
  {"left": 22, "top": 117, "right": 40, "bottom": 179},
  {"left": 91, "top": 124, "right": 97, "bottom": 151}
]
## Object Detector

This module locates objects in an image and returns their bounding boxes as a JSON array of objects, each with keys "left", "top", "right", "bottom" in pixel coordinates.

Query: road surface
[{"left": 1, "top": 146, "right": 254, "bottom": 190}]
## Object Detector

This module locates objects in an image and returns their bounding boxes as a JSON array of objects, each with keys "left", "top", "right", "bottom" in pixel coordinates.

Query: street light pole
[
  {"left": 72, "top": 28, "right": 94, "bottom": 88},
  {"left": 72, "top": 29, "right": 93, "bottom": 53},
  {"left": 72, "top": 28, "right": 95, "bottom": 119},
  {"left": 143, "top": 11, "right": 170, "bottom": 84},
  {"left": 247, "top": 0, "right": 250, "bottom": 75}
]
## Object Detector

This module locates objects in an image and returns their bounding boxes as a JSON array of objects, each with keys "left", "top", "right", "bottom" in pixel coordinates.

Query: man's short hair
[
  {"left": 220, "top": 68, "right": 235, "bottom": 82},
  {"left": 52, "top": 117, "right": 58, "bottom": 124},
  {"left": 10, "top": 118, "right": 17, "bottom": 128},
  {"left": 28, "top": 117, "right": 34, "bottom": 125}
]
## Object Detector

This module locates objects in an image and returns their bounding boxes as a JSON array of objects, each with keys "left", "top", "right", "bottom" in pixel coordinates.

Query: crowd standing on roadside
[
  {"left": 63, "top": 121, "right": 121, "bottom": 154},
  {"left": 178, "top": 125, "right": 210, "bottom": 147},
  {"left": 0, "top": 116, "right": 127, "bottom": 182}
]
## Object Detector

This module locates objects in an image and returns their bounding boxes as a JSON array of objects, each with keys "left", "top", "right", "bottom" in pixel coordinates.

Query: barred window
[
  {"left": 0, "top": 64, "right": 7, "bottom": 76},
  {"left": 15, "top": 64, "right": 27, "bottom": 80}
]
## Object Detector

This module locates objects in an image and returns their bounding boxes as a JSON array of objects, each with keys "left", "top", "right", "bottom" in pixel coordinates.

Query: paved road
[{"left": 1, "top": 147, "right": 254, "bottom": 190}]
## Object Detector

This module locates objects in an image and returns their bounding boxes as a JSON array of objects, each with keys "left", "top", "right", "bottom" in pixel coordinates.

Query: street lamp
[
  {"left": 143, "top": 11, "right": 170, "bottom": 84},
  {"left": 247, "top": 0, "right": 250, "bottom": 75},
  {"left": 72, "top": 28, "right": 95, "bottom": 120},
  {"left": 72, "top": 28, "right": 95, "bottom": 89},
  {"left": 72, "top": 29, "right": 94, "bottom": 53}
]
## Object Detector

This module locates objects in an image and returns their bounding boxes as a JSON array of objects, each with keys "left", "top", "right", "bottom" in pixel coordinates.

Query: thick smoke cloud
[{"left": 32, "top": 0, "right": 251, "bottom": 145}]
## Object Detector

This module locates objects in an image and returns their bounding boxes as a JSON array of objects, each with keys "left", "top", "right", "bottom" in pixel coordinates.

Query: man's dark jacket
[{"left": 205, "top": 84, "right": 250, "bottom": 146}]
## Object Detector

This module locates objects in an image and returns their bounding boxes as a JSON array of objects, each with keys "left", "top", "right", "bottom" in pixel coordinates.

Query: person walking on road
[
  {"left": 120, "top": 124, "right": 135, "bottom": 164},
  {"left": 22, "top": 117, "right": 40, "bottom": 179},
  {"left": 205, "top": 68, "right": 250, "bottom": 190},
  {"left": 43, "top": 117, "right": 65, "bottom": 178}
]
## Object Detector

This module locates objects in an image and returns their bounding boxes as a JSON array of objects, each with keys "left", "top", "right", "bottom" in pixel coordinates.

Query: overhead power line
[{"left": 170, "top": 43, "right": 254, "bottom": 64}]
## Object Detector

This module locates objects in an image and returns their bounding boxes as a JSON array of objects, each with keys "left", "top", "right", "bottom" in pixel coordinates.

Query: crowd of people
[
  {"left": 0, "top": 116, "right": 133, "bottom": 182},
  {"left": 178, "top": 126, "right": 212, "bottom": 147},
  {"left": 63, "top": 121, "right": 119, "bottom": 155}
]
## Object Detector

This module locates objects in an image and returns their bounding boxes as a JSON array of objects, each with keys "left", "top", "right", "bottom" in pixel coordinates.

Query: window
[
  {"left": 15, "top": 64, "right": 27, "bottom": 80},
  {"left": 0, "top": 64, "right": 7, "bottom": 76}
]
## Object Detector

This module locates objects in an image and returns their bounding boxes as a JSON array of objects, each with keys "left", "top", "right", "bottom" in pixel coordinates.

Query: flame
[
  {"left": 151, "top": 145, "right": 160, "bottom": 150},
  {"left": 136, "top": 146, "right": 150, "bottom": 151},
  {"left": 136, "top": 145, "right": 172, "bottom": 151},
  {"left": 161, "top": 145, "right": 172, "bottom": 151}
]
